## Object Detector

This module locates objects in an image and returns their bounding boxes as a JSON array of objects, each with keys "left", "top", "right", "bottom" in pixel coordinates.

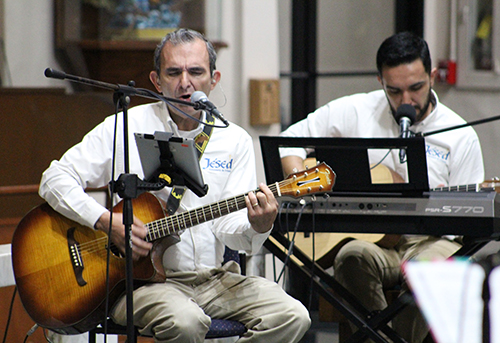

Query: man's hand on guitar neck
[
  {"left": 95, "top": 211, "right": 153, "bottom": 260},
  {"left": 246, "top": 183, "right": 279, "bottom": 233}
]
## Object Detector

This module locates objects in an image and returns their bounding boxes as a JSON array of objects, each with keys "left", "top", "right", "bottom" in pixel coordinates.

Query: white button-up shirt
[{"left": 39, "top": 101, "right": 270, "bottom": 272}]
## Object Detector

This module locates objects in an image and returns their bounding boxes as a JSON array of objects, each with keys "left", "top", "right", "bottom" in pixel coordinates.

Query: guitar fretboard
[
  {"left": 144, "top": 183, "right": 280, "bottom": 242},
  {"left": 433, "top": 184, "right": 495, "bottom": 192},
  {"left": 141, "top": 162, "right": 334, "bottom": 242}
]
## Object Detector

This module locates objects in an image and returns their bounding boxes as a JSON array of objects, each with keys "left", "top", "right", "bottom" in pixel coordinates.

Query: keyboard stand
[
  {"left": 265, "top": 231, "right": 409, "bottom": 343},
  {"left": 265, "top": 229, "right": 492, "bottom": 343}
]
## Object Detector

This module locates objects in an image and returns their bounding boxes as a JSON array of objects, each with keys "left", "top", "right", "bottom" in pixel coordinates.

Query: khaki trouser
[
  {"left": 111, "top": 261, "right": 311, "bottom": 343},
  {"left": 334, "top": 236, "right": 461, "bottom": 343}
]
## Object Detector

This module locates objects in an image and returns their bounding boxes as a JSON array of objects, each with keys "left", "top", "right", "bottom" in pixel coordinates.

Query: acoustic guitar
[{"left": 11, "top": 163, "right": 335, "bottom": 334}]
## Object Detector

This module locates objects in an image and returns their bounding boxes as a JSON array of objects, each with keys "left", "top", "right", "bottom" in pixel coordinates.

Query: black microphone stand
[
  {"left": 111, "top": 88, "right": 147, "bottom": 343},
  {"left": 416, "top": 114, "right": 500, "bottom": 137},
  {"left": 44, "top": 68, "right": 201, "bottom": 343}
]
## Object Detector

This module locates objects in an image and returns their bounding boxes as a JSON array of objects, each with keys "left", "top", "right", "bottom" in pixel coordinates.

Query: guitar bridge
[{"left": 67, "top": 227, "right": 87, "bottom": 286}]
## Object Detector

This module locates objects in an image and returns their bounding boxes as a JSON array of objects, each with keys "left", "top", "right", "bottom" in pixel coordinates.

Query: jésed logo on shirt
[
  {"left": 202, "top": 157, "right": 234, "bottom": 172},
  {"left": 425, "top": 144, "right": 450, "bottom": 162}
]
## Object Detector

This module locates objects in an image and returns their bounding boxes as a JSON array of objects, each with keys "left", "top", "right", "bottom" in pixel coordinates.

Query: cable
[
  {"left": 274, "top": 202, "right": 291, "bottom": 284},
  {"left": 276, "top": 200, "right": 308, "bottom": 283},
  {"left": 97, "top": 99, "right": 124, "bottom": 343},
  {"left": 216, "top": 81, "right": 228, "bottom": 108},
  {"left": 369, "top": 148, "right": 393, "bottom": 170},
  {"left": 122, "top": 87, "right": 229, "bottom": 129},
  {"left": 275, "top": 201, "right": 293, "bottom": 284},
  {"left": 42, "top": 328, "right": 54, "bottom": 343},
  {"left": 2, "top": 286, "right": 17, "bottom": 343},
  {"left": 272, "top": 202, "right": 289, "bottom": 283},
  {"left": 22, "top": 324, "right": 39, "bottom": 343}
]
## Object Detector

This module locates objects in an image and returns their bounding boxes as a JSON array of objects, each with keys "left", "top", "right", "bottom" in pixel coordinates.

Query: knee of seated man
[
  {"left": 288, "top": 298, "right": 312, "bottom": 328},
  {"left": 272, "top": 299, "right": 311, "bottom": 337},
  {"left": 334, "top": 240, "right": 381, "bottom": 271},
  {"left": 152, "top": 303, "right": 211, "bottom": 340},
  {"left": 298, "top": 304, "right": 313, "bottom": 331}
]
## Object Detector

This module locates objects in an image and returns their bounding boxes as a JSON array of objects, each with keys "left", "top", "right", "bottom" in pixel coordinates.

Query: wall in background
[{"left": 2, "top": 0, "right": 500, "bottom": 179}]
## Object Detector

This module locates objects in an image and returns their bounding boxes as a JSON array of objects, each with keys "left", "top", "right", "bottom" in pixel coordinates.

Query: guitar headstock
[{"left": 279, "top": 162, "right": 335, "bottom": 197}]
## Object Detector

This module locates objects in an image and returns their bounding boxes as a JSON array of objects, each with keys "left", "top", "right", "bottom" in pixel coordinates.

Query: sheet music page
[{"left": 403, "top": 259, "right": 485, "bottom": 343}]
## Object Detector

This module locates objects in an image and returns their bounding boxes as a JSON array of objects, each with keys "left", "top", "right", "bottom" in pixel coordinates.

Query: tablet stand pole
[
  {"left": 108, "top": 89, "right": 183, "bottom": 343},
  {"left": 110, "top": 92, "right": 207, "bottom": 342}
]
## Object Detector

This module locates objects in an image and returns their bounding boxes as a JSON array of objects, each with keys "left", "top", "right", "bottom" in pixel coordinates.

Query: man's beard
[{"left": 389, "top": 89, "right": 434, "bottom": 123}]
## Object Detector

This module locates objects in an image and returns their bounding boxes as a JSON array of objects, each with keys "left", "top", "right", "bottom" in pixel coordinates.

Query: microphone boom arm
[
  {"left": 44, "top": 67, "right": 196, "bottom": 108},
  {"left": 416, "top": 114, "right": 500, "bottom": 137}
]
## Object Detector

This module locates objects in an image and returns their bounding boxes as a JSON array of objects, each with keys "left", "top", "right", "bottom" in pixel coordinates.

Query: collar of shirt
[{"left": 160, "top": 101, "right": 206, "bottom": 139}]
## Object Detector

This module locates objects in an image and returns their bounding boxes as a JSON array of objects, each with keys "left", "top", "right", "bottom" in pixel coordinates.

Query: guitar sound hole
[{"left": 107, "top": 243, "right": 124, "bottom": 258}]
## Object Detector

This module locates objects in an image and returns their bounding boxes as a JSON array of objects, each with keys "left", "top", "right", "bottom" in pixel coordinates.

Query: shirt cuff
[
  {"left": 245, "top": 224, "right": 273, "bottom": 255},
  {"left": 79, "top": 198, "right": 109, "bottom": 229}
]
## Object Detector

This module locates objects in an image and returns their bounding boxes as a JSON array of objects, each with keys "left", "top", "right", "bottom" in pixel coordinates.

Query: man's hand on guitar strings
[
  {"left": 95, "top": 211, "right": 153, "bottom": 260},
  {"left": 245, "top": 183, "right": 279, "bottom": 234}
]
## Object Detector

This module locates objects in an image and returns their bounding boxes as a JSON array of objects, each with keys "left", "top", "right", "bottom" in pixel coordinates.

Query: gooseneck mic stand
[{"left": 44, "top": 68, "right": 218, "bottom": 343}]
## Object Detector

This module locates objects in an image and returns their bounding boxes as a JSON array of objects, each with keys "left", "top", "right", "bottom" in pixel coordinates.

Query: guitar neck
[
  {"left": 432, "top": 183, "right": 495, "bottom": 192},
  {"left": 144, "top": 183, "right": 279, "bottom": 242},
  {"left": 143, "top": 162, "right": 335, "bottom": 242}
]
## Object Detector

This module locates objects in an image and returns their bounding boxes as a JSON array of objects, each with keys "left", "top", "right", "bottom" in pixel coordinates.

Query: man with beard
[{"left": 279, "top": 31, "right": 484, "bottom": 342}]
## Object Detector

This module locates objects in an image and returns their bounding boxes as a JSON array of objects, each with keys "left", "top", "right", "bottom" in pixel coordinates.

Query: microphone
[
  {"left": 191, "top": 91, "right": 229, "bottom": 126},
  {"left": 395, "top": 104, "right": 416, "bottom": 138},
  {"left": 395, "top": 104, "right": 417, "bottom": 163}
]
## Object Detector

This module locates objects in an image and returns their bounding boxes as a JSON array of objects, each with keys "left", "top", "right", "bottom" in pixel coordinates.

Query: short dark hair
[
  {"left": 153, "top": 28, "right": 217, "bottom": 76},
  {"left": 376, "top": 31, "right": 431, "bottom": 76}
]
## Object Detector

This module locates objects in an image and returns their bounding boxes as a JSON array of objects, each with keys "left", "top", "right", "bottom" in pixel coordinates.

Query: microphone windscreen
[
  {"left": 395, "top": 104, "right": 417, "bottom": 124},
  {"left": 191, "top": 91, "right": 208, "bottom": 103}
]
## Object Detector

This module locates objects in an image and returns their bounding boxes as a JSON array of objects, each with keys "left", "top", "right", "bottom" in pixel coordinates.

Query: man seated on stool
[{"left": 279, "top": 31, "right": 484, "bottom": 342}]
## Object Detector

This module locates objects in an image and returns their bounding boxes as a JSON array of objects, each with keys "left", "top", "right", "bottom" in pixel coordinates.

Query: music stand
[{"left": 260, "top": 136, "right": 429, "bottom": 197}]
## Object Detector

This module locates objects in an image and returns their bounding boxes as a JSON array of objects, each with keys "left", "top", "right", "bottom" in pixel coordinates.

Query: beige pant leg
[
  {"left": 334, "top": 239, "right": 402, "bottom": 313},
  {"left": 334, "top": 237, "right": 461, "bottom": 343},
  {"left": 195, "top": 267, "right": 311, "bottom": 343},
  {"left": 111, "top": 281, "right": 211, "bottom": 343},
  {"left": 111, "top": 262, "right": 311, "bottom": 343}
]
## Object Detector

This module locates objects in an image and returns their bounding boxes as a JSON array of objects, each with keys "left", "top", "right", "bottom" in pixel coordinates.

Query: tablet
[{"left": 134, "top": 131, "right": 206, "bottom": 193}]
